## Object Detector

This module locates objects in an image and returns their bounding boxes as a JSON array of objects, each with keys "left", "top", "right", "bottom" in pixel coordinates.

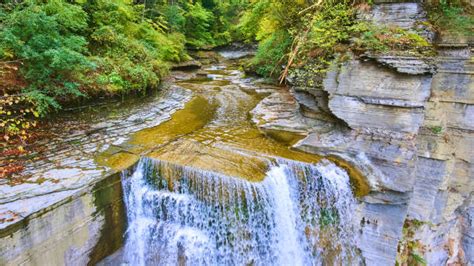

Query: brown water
[
  {"left": 95, "top": 53, "right": 372, "bottom": 266},
  {"left": 97, "top": 55, "right": 369, "bottom": 194}
]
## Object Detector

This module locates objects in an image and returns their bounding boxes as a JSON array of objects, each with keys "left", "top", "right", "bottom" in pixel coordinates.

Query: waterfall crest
[{"left": 121, "top": 157, "right": 360, "bottom": 265}]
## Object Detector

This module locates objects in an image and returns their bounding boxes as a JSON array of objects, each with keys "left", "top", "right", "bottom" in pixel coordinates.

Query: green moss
[
  {"left": 240, "top": 1, "right": 435, "bottom": 81},
  {"left": 397, "top": 219, "right": 428, "bottom": 266},
  {"left": 426, "top": 1, "right": 473, "bottom": 37},
  {"left": 351, "top": 22, "right": 434, "bottom": 56},
  {"left": 430, "top": 126, "right": 443, "bottom": 134}
]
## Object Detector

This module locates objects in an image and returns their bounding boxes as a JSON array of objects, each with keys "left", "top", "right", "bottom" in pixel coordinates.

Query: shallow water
[{"left": 100, "top": 54, "right": 365, "bottom": 265}]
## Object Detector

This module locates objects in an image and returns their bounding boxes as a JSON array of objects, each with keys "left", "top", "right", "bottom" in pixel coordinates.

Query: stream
[{"left": 97, "top": 51, "right": 362, "bottom": 265}]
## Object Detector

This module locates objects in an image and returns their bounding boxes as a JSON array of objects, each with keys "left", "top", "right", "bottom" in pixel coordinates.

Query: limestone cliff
[{"left": 254, "top": 1, "right": 473, "bottom": 264}]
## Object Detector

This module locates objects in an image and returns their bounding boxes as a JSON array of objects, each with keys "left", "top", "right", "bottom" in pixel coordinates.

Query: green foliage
[
  {"left": 319, "top": 208, "right": 339, "bottom": 227},
  {"left": 0, "top": 0, "right": 249, "bottom": 117},
  {"left": 397, "top": 219, "right": 428, "bottom": 266},
  {"left": 0, "top": 1, "right": 93, "bottom": 115},
  {"left": 162, "top": 5, "right": 186, "bottom": 32},
  {"left": 237, "top": 0, "right": 270, "bottom": 41},
  {"left": 307, "top": 3, "right": 354, "bottom": 50},
  {"left": 239, "top": 0, "right": 434, "bottom": 80},
  {"left": 85, "top": 0, "right": 189, "bottom": 95},
  {"left": 252, "top": 30, "right": 292, "bottom": 77},
  {"left": 351, "top": 22, "right": 433, "bottom": 55},
  {"left": 427, "top": 0, "right": 473, "bottom": 36},
  {"left": 0, "top": 0, "right": 193, "bottom": 115},
  {"left": 143, "top": 0, "right": 244, "bottom": 48},
  {"left": 1, "top": 93, "right": 38, "bottom": 142},
  {"left": 430, "top": 125, "right": 443, "bottom": 134},
  {"left": 183, "top": 2, "right": 215, "bottom": 48}
]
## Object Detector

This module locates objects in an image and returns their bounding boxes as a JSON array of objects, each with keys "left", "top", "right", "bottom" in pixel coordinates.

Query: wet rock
[
  {"left": 355, "top": 202, "right": 408, "bottom": 265},
  {"left": 0, "top": 173, "right": 125, "bottom": 265},
  {"left": 0, "top": 85, "right": 193, "bottom": 230},
  {"left": 295, "top": 131, "right": 417, "bottom": 195},
  {"left": 285, "top": 3, "right": 474, "bottom": 264},
  {"left": 323, "top": 59, "right": 432, "bottom": 135},
  {"left": 192, "top": 51, "right": 222, "bottom": 64},
  {"left": 171, "top": 60, "right": 202, "bottom": 70},
  {"left": 251, "top": 87, "right": 328, "bottom": 133}
]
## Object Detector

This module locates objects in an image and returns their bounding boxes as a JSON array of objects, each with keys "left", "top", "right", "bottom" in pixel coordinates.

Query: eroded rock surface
[
  {"left": 0, "top": 84, "right": 192, "bottom": 229},
  {"left": 253, "top": 1, "right": 473, "bottom": 265}
]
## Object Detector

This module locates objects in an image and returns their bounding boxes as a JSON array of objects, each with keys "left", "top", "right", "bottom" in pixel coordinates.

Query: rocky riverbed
[{"left": 0, "top": 1, "right": 472, "bottom": 265}]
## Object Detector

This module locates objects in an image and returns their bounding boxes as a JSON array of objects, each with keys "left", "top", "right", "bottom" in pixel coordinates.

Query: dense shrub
[
  {"left": 252, "top": 30, "right": 292, "bottom": 77},
  {"left": 427, "top": 0, "right": 473, "bottom": 36},
  {"left": 238, "top": 0, "right": 435, "bottom": 80},
  {"left": 0, "top": 0, "right": 243, "bottom": 118},
  {"left": 183, "top": 2, "right": 215, "bottom": 48},
  {"left": 0, "top": 2, "right": 93, "bottom": 114}
]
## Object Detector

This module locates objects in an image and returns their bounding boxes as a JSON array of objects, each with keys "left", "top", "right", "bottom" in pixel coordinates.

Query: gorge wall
[{"left": 256, "top": 1, "right": 473, "bottom": 264}]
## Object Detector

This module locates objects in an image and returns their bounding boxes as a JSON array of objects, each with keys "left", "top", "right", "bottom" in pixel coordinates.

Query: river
[{"left": 97, "top": 51, "right": 363, "bottom": 265}]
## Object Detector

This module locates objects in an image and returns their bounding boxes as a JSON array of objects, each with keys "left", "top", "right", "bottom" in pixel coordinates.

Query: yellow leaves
[
  {"left": 1, "top": 93, "right": 38, "bottom": 144},
  {"left": 256, "top": 17, "right": 278, "bottom": 41},
  {"left": 2, "top": 49, "right": 15, "bottom": 60},
  {"left": 295, "top": 0, "right": 306, "bottom": 5}
]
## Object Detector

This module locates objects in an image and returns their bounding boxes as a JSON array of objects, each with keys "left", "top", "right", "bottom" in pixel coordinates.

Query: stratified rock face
[
  {"left": 361, "top": 2, "right": 434, "bottom": 40},
  {"left": 250, "top": 85, "right": 330, "bottom": 133},
  {"left": 323, "top": 59, "right": 432, "bottom": 136},
  {"left": 292, "top": 54, "right": 433, "bottom": 263},
  {"left": 354, "top": 202, "right": 408, "bottom": 265},
  {"left": 262, "top": 2, "right": 473, "bottom": 265},
  {"left": 365, "top": 2, "right": 425, "bottom": 29},
  {"left": 0, "top": 173, "right": 126, "bottom": 265},
  {"left": 407, "top": 43, "right": 474, "bottom": 264}
]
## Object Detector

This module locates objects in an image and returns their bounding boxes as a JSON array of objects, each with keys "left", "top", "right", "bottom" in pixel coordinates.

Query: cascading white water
[{"left": 121, "top": 157, "right": 359, "bottom": 265}]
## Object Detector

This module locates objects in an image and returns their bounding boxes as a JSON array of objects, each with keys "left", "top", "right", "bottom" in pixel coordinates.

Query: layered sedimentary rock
[
  {"left": 407, "top": 42, "right": 473, "bottom": 264},
  {"left": 255, "top": 1, "right": 473, "bottom": 264},
  {"left": 293, "top": 54, "right": 433, "bottom": 264},
  {"left": 0, "top": 173, "right": 126, "bottom": 265}
]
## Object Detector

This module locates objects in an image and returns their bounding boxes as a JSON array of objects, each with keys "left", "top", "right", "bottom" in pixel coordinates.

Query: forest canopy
[
  {"left": 0, "top": 0, "right": 472, "bottom": 144},
  {"left": 0, "top": 0, "right": 245, "bottom": 116}
]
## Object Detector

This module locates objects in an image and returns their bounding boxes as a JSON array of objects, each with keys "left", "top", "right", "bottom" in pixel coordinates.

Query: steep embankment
[{"left": 252, "top": 2, "right": 473, "bottom": 265}]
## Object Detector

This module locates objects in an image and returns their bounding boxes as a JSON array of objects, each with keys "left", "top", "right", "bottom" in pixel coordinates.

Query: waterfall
[{"left": 121, "top": 157, "right": 359, "bottom": 265}]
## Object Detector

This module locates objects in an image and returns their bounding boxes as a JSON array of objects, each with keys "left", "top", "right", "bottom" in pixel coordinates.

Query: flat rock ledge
[{"left": 0, "top": 85, "right": 193, "bottom": 230}]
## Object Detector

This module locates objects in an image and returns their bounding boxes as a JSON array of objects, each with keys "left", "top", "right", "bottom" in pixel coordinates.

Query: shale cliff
[{"left": 253, "top": 1, "right": 473, "bottom": 264}]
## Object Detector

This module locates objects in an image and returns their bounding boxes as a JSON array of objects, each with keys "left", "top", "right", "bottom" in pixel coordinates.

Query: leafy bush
[
  {"left": 240, "top": 0, "right": 434, "bottom": 80},
  {"left": 0, "top": 2, "right": 93, "bottom": 115},
  {"left": 237, "top": 0, "right": 269, "bottom": 41},
  {"left": 0, "top": 0, "right": 192, "bottom": 115},
  {"left": 351, "top": 22, "right": 433, "bottom": 55},
  {"left": 183, "top": 2, "right": 215, "bottom": 48},
  {"left": 162, "top": 5, "right": 186, "bottom": 32},
  {"left": 252, "top": 30, "right": 292, "bottom": 77},
  {"left": 307, "top": 3, "right": 354, "bottom": 51},
  {"left": 427, "top": 0, "right": 473, "bottom": 36}
]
